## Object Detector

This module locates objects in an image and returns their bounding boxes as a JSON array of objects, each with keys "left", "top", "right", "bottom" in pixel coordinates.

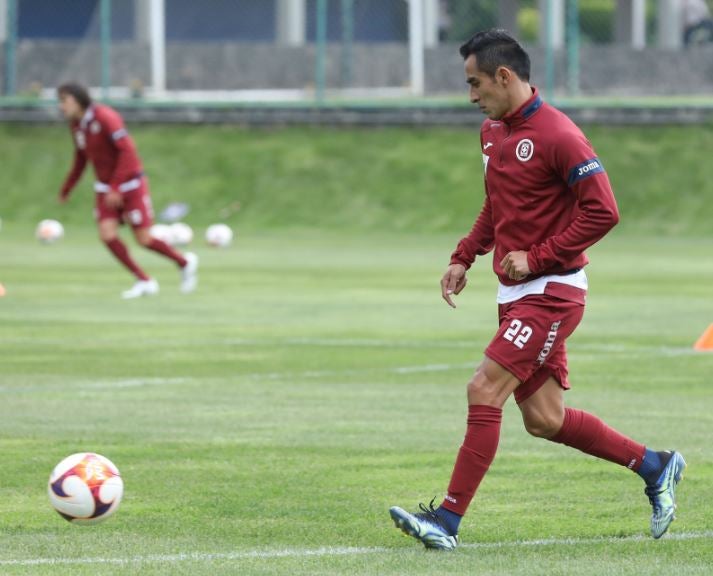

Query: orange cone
[{"left": 694, "top": 324, "right": 713, "bottom": 351}]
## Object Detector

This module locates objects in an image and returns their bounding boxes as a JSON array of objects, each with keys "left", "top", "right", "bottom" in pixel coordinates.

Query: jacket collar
[
  {"left": 501, "top": 87, "right": 542, "bottom": 126},
  {"left": 79, "top": 105, "right": 95, "bottom": 129}
]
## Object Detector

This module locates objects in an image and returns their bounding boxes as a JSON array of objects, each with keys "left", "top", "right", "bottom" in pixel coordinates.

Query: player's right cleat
[
  {"left": 389, "top": 500, "right": 459, "bottom": 550},
  {"left": 180, "top": 252, "right": 198, "bottom": 294},
  {"left": 645, "top": 450, "right": 686, "bottom": 539},
  {"left": 121, "top": 278, "right": 159, "bottom": 299}
]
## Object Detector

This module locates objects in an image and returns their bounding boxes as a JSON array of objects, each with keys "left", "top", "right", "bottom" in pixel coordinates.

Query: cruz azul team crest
[{"left": 516, "top": 138, "right": 534, "bottom": 162}]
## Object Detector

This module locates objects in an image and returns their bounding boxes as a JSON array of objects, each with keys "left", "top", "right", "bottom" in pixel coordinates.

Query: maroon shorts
[
  {"left": 484, "top": 292, "right": 585, "bottom": 404},
  {"left": 94, "top": 179, "right": 154, "bottom": 229}
]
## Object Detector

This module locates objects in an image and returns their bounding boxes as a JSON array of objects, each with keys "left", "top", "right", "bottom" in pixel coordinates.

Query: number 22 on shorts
[{"left": 503, "top": 319, "right": 532, "bottom": 349}]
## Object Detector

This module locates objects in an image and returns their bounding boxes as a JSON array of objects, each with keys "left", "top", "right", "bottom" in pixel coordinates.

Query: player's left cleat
[
  {"left": 645, "top": 450, "right": 686, "bottom": 539},
  {"left": 180, "top": 252, "right": 199, "bottom": 293},
  {"left": 121, "top": 278, "right": 159, "bottom": 299},
  {"left": 389, "top": 500, "right": 459, "bottom": 550}
]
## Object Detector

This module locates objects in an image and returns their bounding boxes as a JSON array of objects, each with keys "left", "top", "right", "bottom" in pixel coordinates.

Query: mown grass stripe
[{"left": 2, "top": 531, "right": 712, "bottom": 566}]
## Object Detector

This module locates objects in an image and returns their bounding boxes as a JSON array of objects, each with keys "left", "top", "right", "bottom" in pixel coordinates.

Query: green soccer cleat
[
  {"left": 389, "top": 500, "right": 459, "bottom": 550},
  {"left": 644, "top": 451, "right": 686, "bottom": 539}
]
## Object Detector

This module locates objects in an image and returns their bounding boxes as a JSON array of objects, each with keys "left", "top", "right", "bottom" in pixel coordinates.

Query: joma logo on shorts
[
  {"left": 537, "top": 321, "right": 561, "bottom": 364},
  {"left": 577, "top": 160, "right": 600, "bottom": 176}
]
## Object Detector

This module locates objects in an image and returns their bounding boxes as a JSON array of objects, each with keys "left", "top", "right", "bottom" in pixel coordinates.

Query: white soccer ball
[
  {"left": 48, "top": 452, "right": 123, "bottom": 525},
  {"left": 205, "top": 223, "right": 233, "bottom": 248},
  {"left": 170, "top": 222, "right": 194, "bottom": 246},
  {"left": 36, "top": 219, "right": 64, "bottom": 244},
  {"left": 150, "top": 223, "right": 173, "bottom": 244}
]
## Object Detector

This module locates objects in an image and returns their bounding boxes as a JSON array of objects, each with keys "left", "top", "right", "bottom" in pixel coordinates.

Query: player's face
[
  {"left": 464, "top": 55, "right": 510, "bottom": 120},
  {"left": 58, "top": 93, "right": 84, "bottom": 121}
]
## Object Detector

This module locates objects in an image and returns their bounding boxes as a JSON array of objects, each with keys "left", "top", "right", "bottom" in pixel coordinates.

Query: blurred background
[{"left": 1, "top": 0, "right": 713, "bottom": 108}]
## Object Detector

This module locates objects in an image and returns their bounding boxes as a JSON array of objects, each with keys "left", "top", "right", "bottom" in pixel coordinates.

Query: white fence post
[
  {"left": 408, "top": 0, "right": 425, "bottom": 96},
  {"left": 150, "top": 0, "right": 166, "bottom": 94},
  {"left": 277, "top": 0, "right": 306, "bottom": 46}
]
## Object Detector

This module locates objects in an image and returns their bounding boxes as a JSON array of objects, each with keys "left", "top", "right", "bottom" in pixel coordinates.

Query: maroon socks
[
  {"left": 441, "top": 404, "right": 503, "bottom": 516},
  {"left": 549, "top": 407, "right": 646, "bottom": 471},
  {"left": 104, "top": 238, "right": 149, "bottom": 281},
  {"left": 146, "top": 238, "right": 187, "bottom": 267}
]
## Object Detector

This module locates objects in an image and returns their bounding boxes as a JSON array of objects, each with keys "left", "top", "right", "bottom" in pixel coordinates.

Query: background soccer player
[
  {"left": 389, "top": 29, "right": 685, "bottom": 550},
  {"left": 57, "top": 83, "right": 198, "bottom": 299}
]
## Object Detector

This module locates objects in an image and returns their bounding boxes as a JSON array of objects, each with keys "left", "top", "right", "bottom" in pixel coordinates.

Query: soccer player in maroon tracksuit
[
  {"left": 57, "top": 83, "right": 198, "bottom": 299},
  {"left": 389, "top": 30, "right": 685, "bottom": 549}
]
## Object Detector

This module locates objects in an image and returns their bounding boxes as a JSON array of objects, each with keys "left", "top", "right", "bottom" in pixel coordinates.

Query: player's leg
[
  {"left": 391, "top": 297, "right": 569, "bottom": 549},
  {"left": 519, "top": 360, "right": 685, "bottom": 538},
  {"left": 133, "top": 226, "right": 199, "bottom": 294},
  {"left": 517, "top": 375, "right": 564, "bottom": 438},
  {"left": 132, "top": 225, "right": 185, "bottom": 266},
  {"left": 521, "top": 370, "right": 647, "bottom": 464},
  {"left": 97, "top": 216, "right": 157, "bottom": 298},
  {"left": 94, "top": 193, "right": 158, "bottom": 298},
  {"left": 391, "top": 295, "right": 585, "bottom": 549},
  {"left": 125, "top": 187, "right": 199, "bottom": 293},
  {"left": 389, "top": 356, "right": 520, "bottom": 550}
]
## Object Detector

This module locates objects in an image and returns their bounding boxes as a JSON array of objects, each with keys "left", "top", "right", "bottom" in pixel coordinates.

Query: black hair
[
  {"left": 57, "top": 82, "right": 92, "bottom": 109},
  {"left": 459, "top": 29, "right": 530, "bottom": 81}
]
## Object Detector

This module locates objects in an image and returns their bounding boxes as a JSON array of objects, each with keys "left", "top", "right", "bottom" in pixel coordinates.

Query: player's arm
[
  {"left": 442, "top": 191, "right": 495, "bottom": 307},
  {"left": 450, "top": 191, "right": 495, "bottom": 270},
  {"left": 451, "top": 128, "right": 496, "bottom": 272},
  {"left": 526, "top": 133, "right": 619, "bottom": 274},
  {"left": 108, "top": 128, "right": 140, "bottom": 190},
  {"left": 103, "top": 112, "right": 141, "bottom": 192},
  {"left": 59, "top": 146, "right": 87, "bottom": 203},
  {"left": 100, "top": 111, "right": 142, "bottom": 208}
]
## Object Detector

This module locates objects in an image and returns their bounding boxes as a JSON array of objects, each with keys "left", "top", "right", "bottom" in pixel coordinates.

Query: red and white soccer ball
[
  {"left": 36, "top": 219, "right": 64, "bottom": 244},
  {"left": 205, "top": 223, "right": 233, "bottom": 248},
  {"left": 48, "top": 452, "right": 123, "bottom": 525}
]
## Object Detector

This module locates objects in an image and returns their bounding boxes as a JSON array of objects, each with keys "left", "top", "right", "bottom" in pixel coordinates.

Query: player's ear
[{"left": 495, "top": 66, "right": 512, "bottom": 87}]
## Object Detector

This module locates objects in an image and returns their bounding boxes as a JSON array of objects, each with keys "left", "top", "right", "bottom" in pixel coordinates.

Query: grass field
[
  {"left": 1, "top": 224, "right": 712, "bottom": 575},
  {"left": 2, "top": 123, "right": 713, "bottom": 235}
]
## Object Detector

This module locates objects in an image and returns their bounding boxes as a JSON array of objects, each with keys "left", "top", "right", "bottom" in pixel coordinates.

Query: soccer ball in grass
[
  {"left": 35, "top": 219, "right": 64, "bottom": 244},
  {"left": 205, "top": 223, "right": 233, "bottom": 247},
  {"left": 48, "top": 453, "right": 123, "bottom": 525},
  {"left": 170, "top": 222, "right": 194, "bottom": 246}
]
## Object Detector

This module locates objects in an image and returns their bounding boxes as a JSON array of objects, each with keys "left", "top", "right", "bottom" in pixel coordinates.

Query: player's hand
[
  {"left": 58, "top": 195, "right": 68, "bottom": 204},
  {"left": 105, "top": 191, "right": 123, "bottom": 209},
  {"left": 500, "top": 250, "right": 531, "bottom": 281},
  {"left": 441, "top": 263, "right": 467, "bottom": 308}
]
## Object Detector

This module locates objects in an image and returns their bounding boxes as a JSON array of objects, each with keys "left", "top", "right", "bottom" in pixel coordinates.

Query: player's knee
[
  {"left": 466, "top": 376, "right": 486, "bottom": 398},
  {"left": 523, "top": 413, "right": 561, "bottom": 438},
  {"left": 135, "top": 230, "right": 152, "bottom": 247},
  {"left": 99, "top": 230, "right": 116, "bottom": 243},
  {"left": 466, "top": 360, "right": 519, "bottom": 406},
  {"left": 466, "top": 373, "right": 500, "bottom": 405}
]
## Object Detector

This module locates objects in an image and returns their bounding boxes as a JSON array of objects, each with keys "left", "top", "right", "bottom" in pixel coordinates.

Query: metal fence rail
[{"left": 1, "top": 0, "right": 712, "bottom": 106}]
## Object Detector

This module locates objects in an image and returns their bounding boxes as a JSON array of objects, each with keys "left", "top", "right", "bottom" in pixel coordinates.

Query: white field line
[
  {"left": 2, "top": 530, "right": 712, "bottom": 567},
  {"left": 0, "top": 363, "right": 478, "bottom": 393},
  {"left": 0, "top": 378, "right": 190, "bottom": 393},
  {"left": 2, "top": 347, "right": 706, "bottom": 393},
  {"left": 283, "top": 339, "right": 703, "bottom": 357},
  {"left": 82, "top": 377, "right": 190, "bottom": 389},
  {"left": 247, "top": 362, "right": 477, "bottom": 382},
  {"left": 0, "top": 342, "right": 704, "bottom": 393},
  {"left": 2, "top": 335, "right": 703, "bottom": 356}
]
